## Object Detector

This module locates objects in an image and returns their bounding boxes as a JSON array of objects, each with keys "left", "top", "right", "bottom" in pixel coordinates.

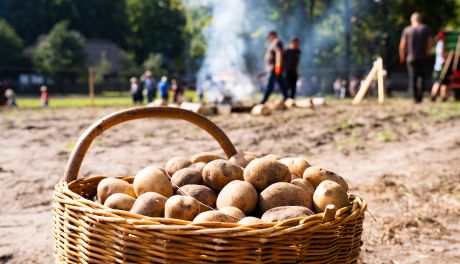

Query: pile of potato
[{"left": 96, "top": 152, "right": 351, "bottom": 224}]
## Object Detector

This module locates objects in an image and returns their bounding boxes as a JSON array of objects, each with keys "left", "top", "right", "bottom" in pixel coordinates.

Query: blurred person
[
  {"left": 399, "top": 12, "right": 433, "bottom": 103},
  {"left": 130, "top": 77, "right": 141, "bottom": 104},
  {"left": 40, "top": 85, "right": 49, "bottom": 107},
  {"left": 171, "top": 79, "right": 183, "bottom": 103},
  {"left": 284, "top": 37, "right": 301, "bottom": 99},
  {"left": 333, "top": 78, "right": 342, "bottom": 98},
  {"left": 5, "top": 88, "right": 17, "bottom": 107},
  {"left": 431, "top": 31, "right": 449, "bottom": 102},
  {"left": 158, "top": 76, "right": 170, "bottom": 101},
  {"left": 142, "top": 71, "right": 156, "bottom": 103},
  {"left": 260, "top": 31, "right": 288, "bottom": 104},
  {"left": 348, "top": 77, "right": 361, "bottom": 97}
]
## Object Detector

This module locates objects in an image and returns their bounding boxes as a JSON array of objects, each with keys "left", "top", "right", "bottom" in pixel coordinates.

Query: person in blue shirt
[
  {"left": 142, "top": 71, "right": 156, "bottom": 103},
  {"left": 158, "top": 76, "right": 170, "bottom": 101}
]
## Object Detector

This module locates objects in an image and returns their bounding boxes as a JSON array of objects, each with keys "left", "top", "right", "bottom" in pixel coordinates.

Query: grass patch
[{"left": 375, "top": 130, "right": 396, "bottom": 142}]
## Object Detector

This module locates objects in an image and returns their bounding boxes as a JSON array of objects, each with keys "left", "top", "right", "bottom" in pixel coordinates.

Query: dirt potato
[
  {"left": 258, "top": 182, "right": 313, "bottom": 214},
  {"left": 133, "top": 166, "right": 173, "bottom": 197},
  {"left": 216, "top": 180, "right": 257, "bottom": 214},
  {"left": 192, "top": 210, "right": 238, "bottom": 223},
  {"left": 103, "top": 193, "right": 136, "bottom": 211},
  {"left": 189, "top": 162, "right": 206, "bottom": 173},
  {"left": 219, "top": 206, "right": 245, "bottom": 220},
  {"left": 263, "top": 154, "right": 282, "bottom": 160},
  {"left": 303, "top": 166, "right": 348, "bottom": 191},
  {"left": 313, "top": 180, "right": 349, "bottom": 213},
  {"left": 279, "top": 157, "right": 310, "bottom": 176},
  {"left": 165, "top": 156, "right": 192, "bottom": 176},
  {"left": 97, "top": 178, "right": 136, "bottom": 204},
  {"left": 290, "top": 172, "right": 302, "bottom": 181},
  {"left": 243, "top": 158, "right": 291, "bottom": 192},
  {"left": 164, "top": 195, "right": 200, "bottom": 221},
  {"left": 237, "top": 217, "right": 265, "bottom": 225},
  {"left": 261, "top": 206, "right": 314, "bottom": 222},
  {"left": 229, "top": 152, "right": 258, "bottom": 168},
  {"left": 202, "top": 160, "right": 244, "bottom": 192},
  {"left": 170, "top": 168, "right": 202, "bottom": 191},
  {"left": 251, "top": 104, "right": 271, "bottom": 116},
  {"left": 291, "top": 178, "right": 314, "bottom": 198},
  {"left": 177, "top": 184, "right": 217, "bottom": 212},
  {"left": 191, "top": 152, "right": 223, "bottom": 163},
  {"left": 130, "top": 192, "right": 167, "bottom": 217}
]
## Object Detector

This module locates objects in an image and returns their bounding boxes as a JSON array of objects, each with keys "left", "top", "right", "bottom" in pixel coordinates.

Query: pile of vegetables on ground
[{"left": 96, "top": 152, "right": 351, "bottom": 224}]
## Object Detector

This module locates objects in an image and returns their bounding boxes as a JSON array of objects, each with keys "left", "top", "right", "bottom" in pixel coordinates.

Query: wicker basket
[{"left": 53, "top": 107, "right": 367, "bottom": 264}]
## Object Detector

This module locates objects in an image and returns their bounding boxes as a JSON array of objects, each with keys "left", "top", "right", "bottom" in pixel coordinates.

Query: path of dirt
[{"left": 1, "top": 100, "right": 459, "bottom": 263}]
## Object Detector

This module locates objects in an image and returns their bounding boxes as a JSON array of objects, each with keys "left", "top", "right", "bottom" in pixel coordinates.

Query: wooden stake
[
  {"left": 377, "top": 58, "right": 385, "bottom": 104},
  {"left": 88, "top": 67, "right": 95, "bottom": 106},
  {"left": 352, "top": 62, "right": 378, "bottom": 105},
  {"left": 322, "top": 204, "right": 337, "bottom": 223}
]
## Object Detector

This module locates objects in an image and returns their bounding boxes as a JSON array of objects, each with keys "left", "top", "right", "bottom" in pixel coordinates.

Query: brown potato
[
  {"left": 229, "top": 152, "right": 258, "bottom": 168},
  {"left": 104, "top": 193, "right": 136, "bottom": 211},
  {"left": 133, "top": 166, "right": 173, "bottom": 197},
  {"left": 219, "top": 206, "right": 245, "bottom": 220},
  {"left": 191, "top": 152, "right": 223, "bottom": 163},
  {"left": 171, "top": 168, "right": 202, "bottom": 191},
  {"left": 243, "top": 158, "right": 291, "bottom": 192},
  {"left": 192, "top": 210, "right": 238, "bottom": 223},
  {"left": 165, "top": 156, "right": 192, "bottom": 176},
  {"left": 177, "top": 184, "right": 217, "bottom": 212},
  {"left": 263, "top": 154, "right": 282, "bottom": 160},
  {"left": 189, "top": 162, "right": 206, "bottom": 173},
  {"left": 130, "top": 192, "right": 167, "bottom": 217},
  {"left": 97, "top": 178, "right": 136, "bottom": 204},
  {"left": 313, "top": 180, "right": 349, "bottom": 213},
  {"left": 279, "top": 157, "right": 311, "bottom": 176},
  {"left": 164, "top": 195, "right": 200, "bottom": 221},
  {"left": 258, "top": 182, "right": 313, "bottom": 214},
  {"left": 291, "top": 178, "right": 314, "bottom": 198},
  {"left": 303, "top": 166, "right": 348, "bottom": 191},
  {"left": 216, "top": 180, "right": 257, "bottom": 214},
  {"left": 261, "top": 206, "right": 314, "bottom": 222},
  {"left": 202, "top": 159, "right": 244, "bottom": 192},
  {"left": 237, "top": 217, "right": 265, "bottom": 225},
  {"left": 290, "top": 172, "right": 302, "bottom": 181}
]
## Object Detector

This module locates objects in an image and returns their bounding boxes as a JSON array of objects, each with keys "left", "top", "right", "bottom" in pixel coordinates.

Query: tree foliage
[{"left": 0, "top": 19, "right": 23, "bottom": 68}]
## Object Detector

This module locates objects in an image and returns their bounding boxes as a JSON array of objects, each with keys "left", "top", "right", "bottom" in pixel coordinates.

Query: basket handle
[{"left": 63, "top": 107, "right": 238, "bottom": 183}]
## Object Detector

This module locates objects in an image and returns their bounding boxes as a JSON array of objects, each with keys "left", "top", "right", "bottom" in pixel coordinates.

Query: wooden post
[
  {"left": 352, "top": 62, "right": 378, "bottom": 105},
  {"left": 88, "top": 67, "right": 95, "bottom": 106},
  {"left": 377, "top": 57, "right": 385, "bottom": 104},
  {"left": 322, "top": 204, "right": 337, "bottom": 223}
]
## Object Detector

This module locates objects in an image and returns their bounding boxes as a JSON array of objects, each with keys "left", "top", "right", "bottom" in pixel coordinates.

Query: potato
[
  {"left": 177, "top": 184, "right": 217, "bottom": 212},
  {"left": 171, "top": 168, "right": 202, "bottom": 191},
  {"left": 313, "top": 180, "right": 349, "bottom": 213},
  {"left": 164, "top": 195, "right": 200, "bottom": 221},
  {"left": 290, "top": 172, "right": 302, "bottom": 181},
  {"left": 258, "top": 182, "right": 313, "bottom": 214},
  {"left": 165, "top": 156, "right": 192, "bottom": 176},
  {"left": 97, "top": 178, "right": 136, "bottom": 204},
  {"left": 191, "top": 152, "right": 223, "bottom": 163},
  {"left": 216, "top": 180, "right": 257, "bottom": 214},
  {"left": 189, "top": 162, "right": 206, "bottom": 173},
  {"left": 303, "top": 166, "right": 348, "bottom": 191},
  {"left": 243, "top": 158, "right": 291, "bottom": 192},
  {"left": 238, "top": 217, "right": 265, "bottom": 225},
  {"left": 219, "top": 206, "right": 245, "bottom": 220},
  {"left": 202, "top": 159, "right": 244, "bottom": 192},
  {"left": 229, "top": 152, "right": 258, "bottom": 168},
  {"left": 263, "top": 154, "right": 282, "bottom": 160},
  {"left": 279, "top": 157, "right": 310, "bottom": 176},
  {"left": 291, "top": 178, "right": 314, "bottom": 198},
  {"left": 133, "top": 166, "right": 173, "bottom": 197},
  {"left": 104, "top": 193, "right": 136, "bottom": 211},
  {"left": 130, "top": 192, "right": 167, "bottom": 217},
  {"left": 261, "top": 206, "right": 314, "bottom": 222},
  {"left": 251, "top": 104, "right": 271, "bottom": 116},
  {"left": 193, "top": 210, "right": 238, "bottom": 223}
]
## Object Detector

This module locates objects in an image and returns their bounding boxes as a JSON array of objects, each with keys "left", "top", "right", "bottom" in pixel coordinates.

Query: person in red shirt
[{"left": 40, "top": 85, "right": 49, "bottom": 107}]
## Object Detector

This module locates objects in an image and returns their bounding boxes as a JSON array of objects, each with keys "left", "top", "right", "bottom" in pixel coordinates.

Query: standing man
[
  {"left": 142, "top": 71, "right": 156, "bottom": 103},
  {"left": 284, "top": 37, "right": 301, "bottom": 99},
  {"left": 399, "top": 12, "right": 433, "bottom": 103},
  {"left": 260, "top": 31, "right": 288, "bottom": 104}
]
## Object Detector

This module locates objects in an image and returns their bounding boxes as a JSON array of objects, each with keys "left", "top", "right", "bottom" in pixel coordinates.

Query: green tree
[
  {"left": 94, "top": 52, "right": 112, "bottom": 84},
  {"left": 0, "top": 19, "right": 23, "bottom": 68},
  {"left": 31, "top": 21, "right": 85, "bottom": 88},
  {"left": 143, "top": 53, "right": 164, "bottom": 76}
]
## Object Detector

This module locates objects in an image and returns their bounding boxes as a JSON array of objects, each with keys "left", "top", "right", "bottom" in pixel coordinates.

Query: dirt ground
[{"left": 1, "top": 99, "right": 459, "bottom": 264}]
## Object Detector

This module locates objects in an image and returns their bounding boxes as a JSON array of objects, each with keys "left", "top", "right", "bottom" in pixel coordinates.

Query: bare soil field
[{"left": 1, "top": 100, "right": 459, "bottom": 263}]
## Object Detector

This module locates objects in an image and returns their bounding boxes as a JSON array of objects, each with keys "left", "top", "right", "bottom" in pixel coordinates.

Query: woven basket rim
[{"left": 55, "top": 175, "right": 367, "bottom": 233}]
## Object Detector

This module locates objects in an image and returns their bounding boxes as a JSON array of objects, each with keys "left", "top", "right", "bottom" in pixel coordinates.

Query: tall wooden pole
[
  {"left": 88, "top": 67, "right": 95, "bottom": 106},
  {"left": 377, "top": 58, "right": 385, "bottom": 104}
]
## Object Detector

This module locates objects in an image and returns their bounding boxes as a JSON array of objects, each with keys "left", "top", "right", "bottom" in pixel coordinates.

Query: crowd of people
[{"left": 129, "top": 71, "right": 183, "bottom": 105}]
